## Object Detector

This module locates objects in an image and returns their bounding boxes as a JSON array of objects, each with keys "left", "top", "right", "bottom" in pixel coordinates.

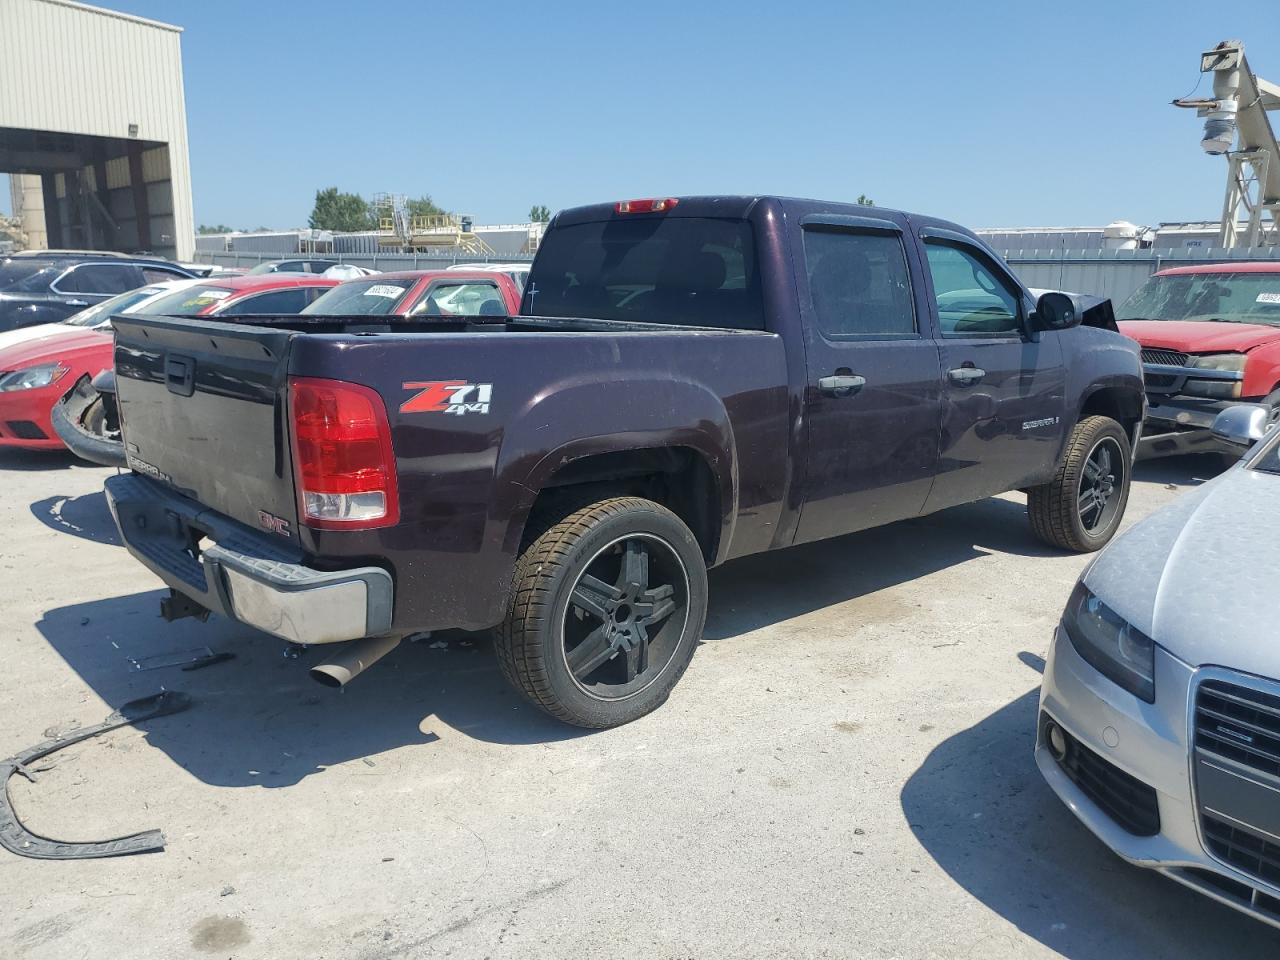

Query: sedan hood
[
  {"left": 1119, "top": 319, "right": 1280, "bottom": 353},
  {"left": 0, "top": 322, "right": 74, "bottom": 353},
  {"left": 1086, "top": 466, "right": 1280, "bottom": 678},
  {"left": 0, "top": 328, "right": 111, "bottom": 371}
]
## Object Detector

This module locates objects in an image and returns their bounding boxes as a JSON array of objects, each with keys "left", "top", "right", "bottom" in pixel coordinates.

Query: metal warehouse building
[{"left": 1, "top": 0, "right": 194, "bottom": 260}]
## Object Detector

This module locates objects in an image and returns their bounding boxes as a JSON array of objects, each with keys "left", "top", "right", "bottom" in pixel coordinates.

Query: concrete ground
[{"left": 0, "top": 449, "right": 1276, "bottom": 960}]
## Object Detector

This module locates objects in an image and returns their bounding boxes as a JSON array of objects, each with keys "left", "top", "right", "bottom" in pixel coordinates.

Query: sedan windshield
[
  {"left": 1117, "top": 272, "right": 1280, "bottom": 326},
  {"left": 303, "top": 280, "right": 415, "bottom": 316},
  {"left": 62, "top": 287, "right": 164, "bottom": 327},
  {"left": 143, "top": 285, "right": 235, "bottom": 316}
]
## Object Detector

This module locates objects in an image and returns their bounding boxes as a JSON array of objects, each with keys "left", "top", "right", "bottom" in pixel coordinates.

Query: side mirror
[
  {"left": 1033, "top": 292, "right": 1082, "bottom": 331},
  {"left": 1211, "top": 404, "right": 1272, "bottom": 447}
]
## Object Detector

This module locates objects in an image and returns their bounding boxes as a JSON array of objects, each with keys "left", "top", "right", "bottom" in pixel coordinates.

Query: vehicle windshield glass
[
  {"left": 144, "top": 285, "right": 235, "bottom": 315},
  {"left": 525, "top": 216, "right": 764, "bottom": 329},
  {"left": 0, "top": 262, "right": 58, "bottom": 292},
  {"left": 1117, "top": 272, "right": 1280, "bottom": 326},
  {"left": 302, "top": 280, "right": 414, "bottom": 316},
  {"left": 1250, "top": 426, "right": 1280, "bottom": 475},
  {"left": 62, "top": 287, "right": 162, "bottom": 327}
]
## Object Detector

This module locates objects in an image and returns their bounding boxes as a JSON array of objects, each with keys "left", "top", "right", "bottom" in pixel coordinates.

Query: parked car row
[{"left": 0, "top": 251, "right": 523, "bottom": 455}]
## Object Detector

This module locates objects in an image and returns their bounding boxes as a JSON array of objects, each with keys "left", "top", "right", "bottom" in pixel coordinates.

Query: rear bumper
[
  {"left": 105, "top": 473, "right": 394, "bottom": 645},
  {"left": 1137, "top": 395, "right": 1240, "bottom": 459}
]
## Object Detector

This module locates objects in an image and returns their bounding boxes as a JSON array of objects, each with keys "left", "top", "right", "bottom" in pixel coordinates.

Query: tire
[
  {"left": 495, "top": 497, "right": 708, "bottom": 728},
  {"left": 1028, "top": 415, "right": 1132, "bottom": 552}
]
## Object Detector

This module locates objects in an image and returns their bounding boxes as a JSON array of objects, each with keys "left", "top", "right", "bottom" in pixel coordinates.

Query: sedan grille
[
  {"left": 1194, "top": 678, "right": 1280, "bottom": 890},
  {"left": 1141, "top": 347, "right": 1190, "bottom": 367},
  {"left": 1195, "top": 680, "right": 1280, "bottom": 778}
]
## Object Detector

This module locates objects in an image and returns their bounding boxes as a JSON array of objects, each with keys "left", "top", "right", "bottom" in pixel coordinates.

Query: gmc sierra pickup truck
[{"left": 103, "top": 195, "right": 1144, "bottom": 728}]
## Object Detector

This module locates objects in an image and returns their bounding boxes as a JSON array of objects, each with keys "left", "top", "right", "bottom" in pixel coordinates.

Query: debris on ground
[
  {"left": 128, "top": 647, "right": 214, "bottom": 671},
  {"left": 0, "top": 691, "right": 193, "bottom": 860},
  {"left": 181, "top": 652, "right": 236, "bottom": 672}
]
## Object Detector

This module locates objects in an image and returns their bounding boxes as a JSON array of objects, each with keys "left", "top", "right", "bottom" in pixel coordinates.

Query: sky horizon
[{"left": 3, "top": 1, "right": 1278, "bottom": 232}]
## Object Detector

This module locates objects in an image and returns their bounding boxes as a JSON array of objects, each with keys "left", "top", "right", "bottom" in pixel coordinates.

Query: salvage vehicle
[
  {"left": 447, "top": 262, "right": 531, "bottom": 292},
  {"left": 46, "top": 275, "right": 337, "bottom": 461},
  {"left": 1118, "top": 263, "right": 1280, "bottom": 459},
  {"left": 102, "top": 195, "right": 1144, "bottom": 728},
  {"left": 1036, "top": 402, "right": 1280, "bottom": 930},
  {"left": 302, "top": 269, "right": 522, "bottom": 318},
  {"left": 0, "top": 255, "right": 196, "bottom": 332},
  {"left": 0, "top": 280, "right": 202, "bottom": 451}
]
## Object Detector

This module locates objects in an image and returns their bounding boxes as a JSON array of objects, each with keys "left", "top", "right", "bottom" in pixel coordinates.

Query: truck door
[
  {"left": 793, "top": 216, "right": 943, "bottom": 544},
  {"left": 914, "top": 230, "right": 1065, "bottom": 513}
]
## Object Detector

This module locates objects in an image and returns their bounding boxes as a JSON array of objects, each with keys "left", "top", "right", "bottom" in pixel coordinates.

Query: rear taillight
[
  {"left": 288, "top": 376, "right": 399, "bottom": 529},
  {"left": 615, "top": 198, "right": 679, "bottom": 214}
]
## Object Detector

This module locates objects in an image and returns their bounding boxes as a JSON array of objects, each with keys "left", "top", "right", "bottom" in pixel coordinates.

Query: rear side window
[
  {"left": 803, "top": 228, "right": 915, "bottom": 338},
  {"left": 411, "top": 282, "right": 505, "bottom": 317},
  {"left": 142, "top": 266, "right": 190, "bottom": 284},
  {"left": 526, "top": 217, "right": 764, "bottom": 330},
  {"left": 57, "top": 264, "right": 138, "bottom": 294},
  {"left": 219, "top": 288, "right": 313, "bottom": 315},
  {"left": 924, "top": 243, "right": 1021, "bottom": 337}
]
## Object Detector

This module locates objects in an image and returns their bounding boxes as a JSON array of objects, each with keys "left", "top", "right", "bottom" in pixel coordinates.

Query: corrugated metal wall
[
  {"left": 0, "top": 0, "right": 194, "bottom": 258},
  {"left": 1000, "top": 247, "right": 1280, "bottom": 304}
]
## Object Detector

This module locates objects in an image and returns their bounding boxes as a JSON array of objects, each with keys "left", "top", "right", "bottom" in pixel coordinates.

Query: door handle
[
  {"left": 818, "top": 374, "right": 866, "bottom": 396},
  {"left": 947, "top": 366, "right": 986, "bottom": 386}
]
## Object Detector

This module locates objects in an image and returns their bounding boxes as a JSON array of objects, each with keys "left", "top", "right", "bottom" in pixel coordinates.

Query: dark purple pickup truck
[{"left": 104, "top": 195, "right": 1143, "bottom": 727}]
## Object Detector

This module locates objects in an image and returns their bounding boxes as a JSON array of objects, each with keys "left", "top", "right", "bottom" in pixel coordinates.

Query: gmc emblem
[{"left": 257, "top": 510, "right": 292, "bottom": 537}]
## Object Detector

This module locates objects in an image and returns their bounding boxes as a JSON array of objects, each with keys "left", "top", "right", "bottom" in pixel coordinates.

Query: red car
[
  {"left": 300, "top": 269, "right": 523, "bottom": 318},
  {"left": 1117, "top": 262, "right": 1280, "bottom": 457},
  {"left": 0, "top": 274, "right": 337, "bottom": 452}
]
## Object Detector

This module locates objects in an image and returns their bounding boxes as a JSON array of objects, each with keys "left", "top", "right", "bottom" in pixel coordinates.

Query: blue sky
[{"left": 5, "top": 1, "right": 1279, "bottom": 230}]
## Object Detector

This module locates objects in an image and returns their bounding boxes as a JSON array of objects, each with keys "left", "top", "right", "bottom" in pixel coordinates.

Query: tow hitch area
[{"left": 0, "top": 691, "right": 192, "bottom": 860}]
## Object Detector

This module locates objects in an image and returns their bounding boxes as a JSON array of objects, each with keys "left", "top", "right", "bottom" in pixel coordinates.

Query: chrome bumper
[{"left": 105, "top": 473, "right": 393, "bottom": 645}]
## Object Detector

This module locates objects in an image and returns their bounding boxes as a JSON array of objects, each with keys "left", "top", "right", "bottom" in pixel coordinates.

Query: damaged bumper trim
[
  {"left": 104, "top": 473, "right": 394, "bottom": 645},
  {"left": 50, "top": 374, "right": 127, "bottom": 468},
  {"left": 0, "top": 691, "right": 192, "bottom": 860}
]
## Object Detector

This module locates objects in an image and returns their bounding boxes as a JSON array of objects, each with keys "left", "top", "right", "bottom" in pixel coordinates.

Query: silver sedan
[{"left": 1037, "top": 404, "right": 1280, "bottom": 929}]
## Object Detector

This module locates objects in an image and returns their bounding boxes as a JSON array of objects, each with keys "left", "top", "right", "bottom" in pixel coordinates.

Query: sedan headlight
[
  {"left": 1061, "top": 581, "right": 1156, "bottom": 702},
  {"left": 0, "top": 363, "right": 70, "bottom": 392}
]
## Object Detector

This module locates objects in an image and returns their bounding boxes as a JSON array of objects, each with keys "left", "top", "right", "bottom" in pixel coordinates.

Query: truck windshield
[
  {"left": 524, "top": 217, "right": 764, "bottom": 330},
  {"left": 302, "top": 279, "right": 416, "bottom": 316},
  {"left": 1117, "top": 272, "right": 1280, "bottom": 326}
]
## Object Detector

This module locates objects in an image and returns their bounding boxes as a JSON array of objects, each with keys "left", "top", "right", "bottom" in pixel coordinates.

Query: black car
[{"left": 0, "top": 256, "right": 197, "bottom": 331}]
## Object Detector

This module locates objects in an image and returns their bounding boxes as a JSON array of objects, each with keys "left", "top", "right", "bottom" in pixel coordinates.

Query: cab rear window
[{"left": 525, "top": 217, "right": 763, "bottom": 330}]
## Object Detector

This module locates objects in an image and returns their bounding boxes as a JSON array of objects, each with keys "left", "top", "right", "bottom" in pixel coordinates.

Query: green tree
[
  {"left": 309, "top": 187, "right": 373, "bottom": 232},
  {"left": 855, "top": 194, "right": 874, "bottom": 207},
  {"left": 198, "top": 223, "right": 235, "bottom": 234},
  {"left": 529, "top": 205, "right": 551, "bottom": 223},
  {"left": 406, "top": 195, "right": 446, "bottom": 219}
]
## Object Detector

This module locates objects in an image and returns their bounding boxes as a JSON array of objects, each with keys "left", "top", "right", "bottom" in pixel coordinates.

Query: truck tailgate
[{"left": 112, "top": 315, "right": 299, "bottom": 542}]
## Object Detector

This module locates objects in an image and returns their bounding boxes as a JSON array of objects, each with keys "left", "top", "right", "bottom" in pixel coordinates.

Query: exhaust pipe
[{"left": 310, "top": 635, "right": 401, "bottom": 688}]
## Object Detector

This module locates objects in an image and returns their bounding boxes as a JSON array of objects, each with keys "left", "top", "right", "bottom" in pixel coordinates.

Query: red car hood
[
  {"left": 0, "top": 328, "right": 112, "bottom": 371},
  {"left": 1118, "top": 319, "right": 1280, "bottom": 353}
]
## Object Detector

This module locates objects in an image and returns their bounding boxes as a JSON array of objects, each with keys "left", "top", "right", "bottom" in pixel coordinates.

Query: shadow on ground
[
  {"left": 1134, "top": 452, "right": 1228, "bottom": 488},
  {"left": 29, "top": 491, "right": 122, "bottom": 546},
  {"left": 34, "top": 592, "right": 588, "bottom": 788},
  {"left": 0, "top": 448, "right": 88, "bottom": 472},
  {"left": 901, "top": 675, "right": 1280, "bottom": 957}
]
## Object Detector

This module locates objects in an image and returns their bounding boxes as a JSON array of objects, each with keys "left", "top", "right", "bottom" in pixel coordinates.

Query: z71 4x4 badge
[{"left": 400, "top": 380, "right": 493, "bottom": 416}]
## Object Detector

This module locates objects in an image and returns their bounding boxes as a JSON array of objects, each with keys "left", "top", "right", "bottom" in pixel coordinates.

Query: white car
[
  {"left": 1037, "top": 403, "right": 1280, "bottom": 929},
  {"left": 0, "top": 277, "right": 204, "bottom": 354}
]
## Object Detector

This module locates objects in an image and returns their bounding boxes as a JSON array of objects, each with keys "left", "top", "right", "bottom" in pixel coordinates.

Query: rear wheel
[
  {"left": 495, "top": 497, "right": 708, "bottom": 728},
  {"left": 1028, "top": 415, "right": 1131, "bottom": 552}
]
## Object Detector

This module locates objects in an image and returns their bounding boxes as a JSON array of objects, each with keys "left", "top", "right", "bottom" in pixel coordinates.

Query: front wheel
[
  {"left": 495, "top": 497, "right": 708, "bottom": 728},
  {"left": 1028, "top": 415, "right": 1132, "bottom": 552}
]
